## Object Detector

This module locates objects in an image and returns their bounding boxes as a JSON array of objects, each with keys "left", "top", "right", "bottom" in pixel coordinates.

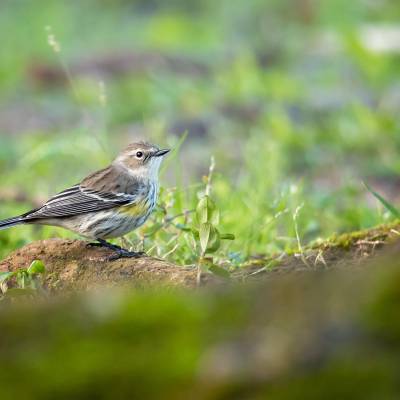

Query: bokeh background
[{"left": 0, "top": 0, "right": 399, "bottom": 261}]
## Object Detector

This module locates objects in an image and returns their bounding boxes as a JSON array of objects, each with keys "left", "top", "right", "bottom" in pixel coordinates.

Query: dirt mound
[
  {"left": 1, "top": 222, "right": 399, "bottom": 291},
  {"left": 0, "top": 239, "right": 200, "bottom": 291}
]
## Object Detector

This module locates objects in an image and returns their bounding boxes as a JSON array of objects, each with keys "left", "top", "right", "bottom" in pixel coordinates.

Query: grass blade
[{"left": 363, "top": 182, "right": 400, "bottom": 218}]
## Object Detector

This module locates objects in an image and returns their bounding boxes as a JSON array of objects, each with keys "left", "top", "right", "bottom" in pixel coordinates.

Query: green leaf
[
  {"left": 16, "top": 271, "right": 27, "bottom": 289},
  {"left": 199, "top": 223, "right": 211, "bottom": 254},
  {"left": 209, "top": 264, "right": 230, "bottom": 279},
  {"left": 191, "top": 228, "right": 199, "bottom": 240},
  {"left": 196, "top": 196, "right": 219, "bottom": 225},
  {"left": 364, "top": 182, "right": 400, "bottom": 218},
  {"left": 27, "top": 260, "right": 46, "bottom": 275},
  {"left": 0, "top": 271, "right": 14, "bottom": 283},
  {"left": 199, "top": 223, "right": 221, "bottom": 254},
  {"left": 196, "top": 196, "right": 210, "bottom": 224},
  {"left": 210, "top": 209, "right": 220, "bottom": 225},
  {"left": 220, "top": 233, "right": 235, "bottom": 240},
  {"left": 206, "top": 226, "right": 221, "bottom": 253}
]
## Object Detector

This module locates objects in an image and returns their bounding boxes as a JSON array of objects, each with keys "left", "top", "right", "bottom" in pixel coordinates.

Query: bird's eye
[{"left": 135, "top": 151, "right": 143, "bottom": 159}]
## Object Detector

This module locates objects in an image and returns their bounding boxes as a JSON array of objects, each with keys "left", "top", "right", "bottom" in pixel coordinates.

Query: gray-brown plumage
[{"left": 0, "top": 142, "right": 170, "bottom": 259}]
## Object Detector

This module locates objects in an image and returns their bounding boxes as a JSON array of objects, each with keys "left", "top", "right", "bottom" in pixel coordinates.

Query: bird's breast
[
  {"left": 120, "top": 181, "right": 158, "bottom": 218},
  {"left": 120, "top": 201, "right": 149, "bottom": 217}
]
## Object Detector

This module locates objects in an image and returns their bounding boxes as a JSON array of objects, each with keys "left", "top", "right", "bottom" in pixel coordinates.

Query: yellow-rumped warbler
[{"left": 0, "top": 142, "right": 170, "bottom": 260}]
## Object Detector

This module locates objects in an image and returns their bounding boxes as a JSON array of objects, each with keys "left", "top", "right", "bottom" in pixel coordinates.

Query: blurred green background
[{"left": 0, "top": 0, "right": 399, "bottom": 262}]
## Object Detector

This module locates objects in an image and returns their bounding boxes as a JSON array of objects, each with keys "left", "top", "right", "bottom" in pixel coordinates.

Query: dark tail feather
[{"left": 0, "top": 216, "right": 26, "bottom": 230}]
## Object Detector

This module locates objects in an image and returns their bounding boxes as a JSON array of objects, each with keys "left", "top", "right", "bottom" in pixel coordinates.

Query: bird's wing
[{"left": 24, "top": 185, "right": 135, "bottom": 220}]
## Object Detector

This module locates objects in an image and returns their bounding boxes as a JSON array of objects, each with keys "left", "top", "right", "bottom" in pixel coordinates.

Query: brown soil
[{"left": 0, "top": 239, "right": 203, "bottom": 291}]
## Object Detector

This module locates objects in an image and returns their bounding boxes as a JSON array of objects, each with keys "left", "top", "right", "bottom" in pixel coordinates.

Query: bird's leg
[
  {"left": 87, "top": 239, "right": 119, "bottom": 250},
  {"left": 99, "top": 239, "right": 124, "bottom": 251},
  {"left": 87, "top": 238, "right": 146, "bottom": 261},
  {"left": 107, "top": 248, "right": 146, "bottom": 261}
]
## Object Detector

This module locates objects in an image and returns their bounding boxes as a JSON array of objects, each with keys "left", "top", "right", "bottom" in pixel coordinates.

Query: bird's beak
[{"left": 153, "top": 149, "right": 170, "bottom": 157}]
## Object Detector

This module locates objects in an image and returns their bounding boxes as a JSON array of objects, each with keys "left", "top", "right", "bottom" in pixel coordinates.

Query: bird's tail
[{"left": 0, "top": 216, "right": 26, "bottom": 230}]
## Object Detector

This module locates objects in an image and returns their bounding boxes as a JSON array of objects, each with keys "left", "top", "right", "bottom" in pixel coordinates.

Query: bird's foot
[
  {"left": 86, "top": 242, "right": 104, "bottom": 248},
  {"left": 87, "top": 239, "right": 146, "bottom": 261},
  {"left": 107, "top": 249, "right": 146, "bottom": 261}
]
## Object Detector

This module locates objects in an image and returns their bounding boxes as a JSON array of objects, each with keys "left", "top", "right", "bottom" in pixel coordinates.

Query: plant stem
[{"left": 205, "top": 156, "right": 215, "bottom": 197}]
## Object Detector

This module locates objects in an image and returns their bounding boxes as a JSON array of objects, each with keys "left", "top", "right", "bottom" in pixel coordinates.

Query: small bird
[{"left": 0, "top": 142, "right": 170, "bottom": 260}]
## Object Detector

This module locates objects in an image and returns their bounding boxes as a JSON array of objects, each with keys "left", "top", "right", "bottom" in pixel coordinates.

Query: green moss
[{"left": 325, "top": 221, "right": 400, "bottom": 249}]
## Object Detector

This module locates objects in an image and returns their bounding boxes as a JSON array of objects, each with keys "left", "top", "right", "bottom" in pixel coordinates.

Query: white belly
[{"left": 39, "top": 210, "right": 147, "bottom": 239}]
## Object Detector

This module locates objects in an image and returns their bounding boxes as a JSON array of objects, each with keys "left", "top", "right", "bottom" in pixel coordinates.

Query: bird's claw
[
  {"left": 86, "top": 242, "right": 103, "bottom": 248},
  {"left": 87, "top": 239, "right": 145, "bottom": 261},
  {"left": 107, "top": 250, "right": 146, "bottom": 261}
]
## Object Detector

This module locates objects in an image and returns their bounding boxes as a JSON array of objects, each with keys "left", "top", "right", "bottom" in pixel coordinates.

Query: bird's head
[{"left": 113, "top": 142, "right": 170, "bottom": 180}]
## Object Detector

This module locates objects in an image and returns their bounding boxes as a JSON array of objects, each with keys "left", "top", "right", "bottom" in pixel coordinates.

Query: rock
[{"left": 0, "top": 239, "right": 201, "bottom": 291}]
